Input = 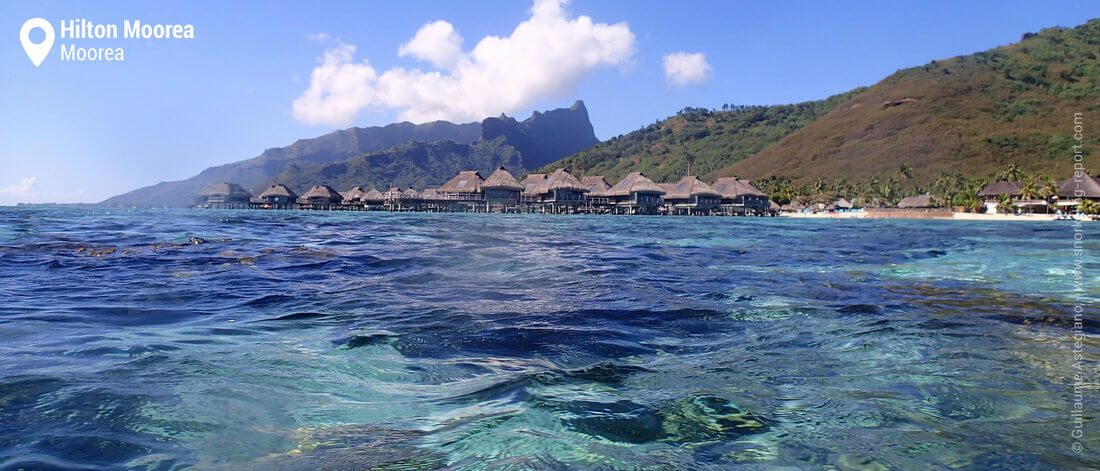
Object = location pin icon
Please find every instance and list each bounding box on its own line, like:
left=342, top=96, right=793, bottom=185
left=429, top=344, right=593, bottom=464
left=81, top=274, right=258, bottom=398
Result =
left=20, top=18, right=55, bottom=67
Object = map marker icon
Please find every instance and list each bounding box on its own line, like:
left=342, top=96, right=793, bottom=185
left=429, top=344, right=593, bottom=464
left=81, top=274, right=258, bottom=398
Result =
left=20, top=18, right=54, bottom=67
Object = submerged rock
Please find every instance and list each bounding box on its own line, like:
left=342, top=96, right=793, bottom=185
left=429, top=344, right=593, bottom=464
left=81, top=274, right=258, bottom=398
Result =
left=247, top=425, right=447, bottom=471
left=659, top=395, right=768, bottom=444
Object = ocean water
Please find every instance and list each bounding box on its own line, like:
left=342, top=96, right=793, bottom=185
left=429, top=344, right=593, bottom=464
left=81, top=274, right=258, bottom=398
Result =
left=0, top=207, right=1097, bottom=470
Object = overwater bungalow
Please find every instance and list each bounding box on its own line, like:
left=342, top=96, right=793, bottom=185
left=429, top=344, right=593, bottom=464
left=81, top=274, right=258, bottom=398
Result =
left=256, top=184, right=298, bottom=209
left=898, top=193, right=942, bottom=208
left=661, top=176, right=721, bottom=215
left=606, top=172, right=665, bottom=214
left=482, top=166, right=524, bottom=211
left=361, top=188, right=385, bottom=210
left=340, top=186, right=369, bottom=210
left=438, top=171, right=485, bottom=210
left=397, top=187, right=421, bottom=211
left=711, top=178, right=770, bottom=215
left=419, top=188, right=443, bottom=212
left=530, top=169, right=588, bottom=213
left=580, top=176, right=612, bottom=209
left=195, top=183, right=252, bottom=209
left=382, top=187, right=404, bottom=211
left=299, top=184, right=343, bottom=210
left=520, top=173, right=548, bottom=204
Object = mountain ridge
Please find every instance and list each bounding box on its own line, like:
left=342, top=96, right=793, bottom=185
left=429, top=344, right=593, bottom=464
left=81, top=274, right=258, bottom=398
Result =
left=100, top=101, right=596, bottom=207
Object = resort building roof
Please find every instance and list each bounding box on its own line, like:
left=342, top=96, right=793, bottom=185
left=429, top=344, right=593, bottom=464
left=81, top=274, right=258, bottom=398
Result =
left=1057, top=174, right=1100, bottom=199
left=301, top=184, right=343, bottom=201
left=258, top=184, right=297, bottom=200
left=439, top=171, right=484, bottom=193
left=401, top=187, right=421, bottom=199
left=521, top=174, right=548, bottom=195
left=343, top=186, right=368, bottom=202
left=898, top=193, right=942, bottom=208
left=362, top=189, right=385, bottom=202
left=831, top=198, right=854, bottom=209
left=664, top=176, right=721, bottom=199
left=200, top=182, right=252, bottom=199
left=607, top=172, right=665, bottom=196
left=420, top=188, right=440, bottom=200
left=978, top=180, right=1021, bottom=197
left=539, top=168, right=588, bottom=193
left=710, top=178, right=766, bottom=198
left=581, top=176, right=611, bottom=196
left=482, top=167, right=524, bottom=191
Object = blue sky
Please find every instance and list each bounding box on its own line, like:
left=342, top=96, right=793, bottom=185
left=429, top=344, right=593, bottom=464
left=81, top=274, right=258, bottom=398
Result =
left=0, top=0, right=1095, bottom=204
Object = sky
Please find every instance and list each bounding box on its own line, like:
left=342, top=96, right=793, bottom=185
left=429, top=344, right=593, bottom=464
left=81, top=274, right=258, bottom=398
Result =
left=0, top=0, right=1095, bottom=204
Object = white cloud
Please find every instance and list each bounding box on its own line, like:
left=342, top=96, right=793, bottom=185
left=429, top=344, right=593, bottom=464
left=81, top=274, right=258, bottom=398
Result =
left=0, top=177, right=36, bottom=198
left=398, top=21, right=463, bottom=70
left=305, top=32, right=332, bottom=43
left=0, top=177, right=87, bottom=205
left=292, top=0, right=635, bottom=126
left=292, top=43, right=379, bottom=126
left=662, top=51, right=711, bottom=87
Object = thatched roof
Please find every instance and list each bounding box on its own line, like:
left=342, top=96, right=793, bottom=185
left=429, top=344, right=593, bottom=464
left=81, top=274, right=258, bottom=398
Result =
left=301, top=184, right=343, bottom=202
left=521, top=174, right=547, bottom=195
left=258, top=184, right=297, bottom=200
left=1058, top=174, right=1100, bottom=199
left=978, top=180, right=1021, bottom=197
left=581, top=176, right=611, bottom=196
left=439, top=171, right=484, bottom=192
left=400, top=187, right=421, bottom=200
left=898, top=193, right=942, bottom=208
left=607, top=172, right=665, bottom=196
left=780, top=201, right=805, bottom=211
left=384, top=187, right=404, bottom=199
left=420, top=188, right=440, bottom=200
left=362, top=189, right=385, bottom=202
left=200, top=182, right=252, bottom=198
left=769, top=200, right=781, bottom=211
left=711, top=178, right=766, bottom=198
left=342, top=186, right=368, bottom=202
left=831, top=198, right=854, bottom=209
left=664, top=176, right=720, bottom=199
left=482, top=167, right=524, bottom=191
left=540, top=168, right=588, bottom=193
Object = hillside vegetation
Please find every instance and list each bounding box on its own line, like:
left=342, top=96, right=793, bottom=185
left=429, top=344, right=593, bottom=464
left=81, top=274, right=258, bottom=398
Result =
left=534, top=90, right=865, bottom=182
left=710, top=19, right=1100, bottom=187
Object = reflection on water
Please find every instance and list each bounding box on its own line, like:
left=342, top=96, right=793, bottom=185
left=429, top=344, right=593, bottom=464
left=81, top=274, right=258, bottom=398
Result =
left=0, top=207, right=1097, bottom=470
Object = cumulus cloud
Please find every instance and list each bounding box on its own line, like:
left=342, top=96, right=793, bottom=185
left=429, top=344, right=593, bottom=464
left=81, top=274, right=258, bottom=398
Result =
left=292, top=0, right=635, bottom=126
left=662, top=52, right=711, bottom=87
left=398, top=21, right=463, bottom=70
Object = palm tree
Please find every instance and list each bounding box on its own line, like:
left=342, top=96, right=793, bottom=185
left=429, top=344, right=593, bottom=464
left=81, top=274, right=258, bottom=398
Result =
left=998, top=193, right=1014, bottom=214
left=1079, top=199, right=1098, bottom=215
left=1000, top=163, right=1023, bottom=182
left=1019, top=178, right=1040, bottom=214
left=897, top=165, right=912, bottom=181
left=1042, top=178, right=1059, bottom=206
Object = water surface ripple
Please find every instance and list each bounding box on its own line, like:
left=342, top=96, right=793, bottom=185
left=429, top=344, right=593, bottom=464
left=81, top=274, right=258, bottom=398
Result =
left=0, top=207, right=1097, bottom=470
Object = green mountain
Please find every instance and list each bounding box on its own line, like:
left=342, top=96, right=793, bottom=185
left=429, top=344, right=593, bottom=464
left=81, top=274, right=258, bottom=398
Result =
left=267, top=101, right=598, bottom=194
left=710, top=19, right=1100, bottom=187
left=534, top=90, right=864, bottom=182
left=101, top=121, right=481, bottom=207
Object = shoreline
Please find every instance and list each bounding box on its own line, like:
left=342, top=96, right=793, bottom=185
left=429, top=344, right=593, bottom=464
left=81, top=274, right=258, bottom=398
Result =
left=779, top=210, right=1094, bottom=221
